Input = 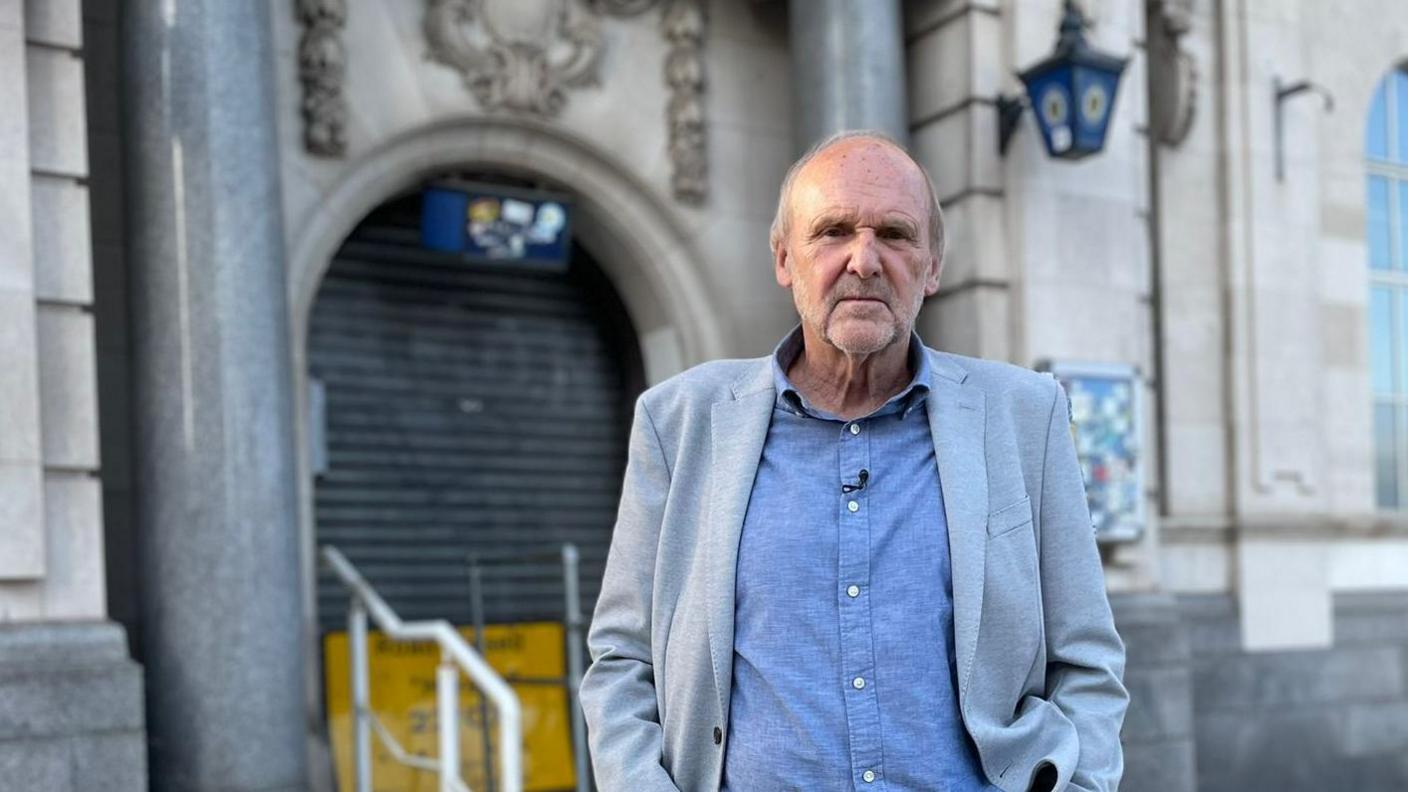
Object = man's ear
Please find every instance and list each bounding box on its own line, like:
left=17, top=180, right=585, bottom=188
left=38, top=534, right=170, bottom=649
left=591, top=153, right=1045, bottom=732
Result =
left=924, top=253, right=942, bottom=296
left=774, top=242, right=793, bottom=289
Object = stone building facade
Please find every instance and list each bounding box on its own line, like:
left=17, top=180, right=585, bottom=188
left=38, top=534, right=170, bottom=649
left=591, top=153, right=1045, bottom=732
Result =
left=1, top=0, right=1406, bottom=790
left=0, top=0, right=146, bottom=788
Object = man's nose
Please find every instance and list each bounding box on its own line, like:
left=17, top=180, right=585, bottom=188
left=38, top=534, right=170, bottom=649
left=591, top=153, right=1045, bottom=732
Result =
left=846, top=230, right=883, bottom=278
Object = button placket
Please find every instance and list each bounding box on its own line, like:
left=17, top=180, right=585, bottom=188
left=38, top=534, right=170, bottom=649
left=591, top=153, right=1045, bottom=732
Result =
left=836, top=415, right=881, bottom=776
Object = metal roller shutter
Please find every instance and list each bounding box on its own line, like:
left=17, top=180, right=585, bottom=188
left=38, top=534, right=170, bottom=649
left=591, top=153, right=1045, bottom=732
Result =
left=310, top=199, right=639, bottom=633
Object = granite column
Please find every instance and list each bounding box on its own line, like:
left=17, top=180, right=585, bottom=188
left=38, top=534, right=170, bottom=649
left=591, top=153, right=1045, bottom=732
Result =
left=122, top=1, right=308, bottom=790
left=787, top=0, right=909, bottom=151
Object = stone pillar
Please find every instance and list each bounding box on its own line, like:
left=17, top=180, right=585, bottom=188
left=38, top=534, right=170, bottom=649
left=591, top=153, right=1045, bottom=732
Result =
left=787, top=0, right=909, bottom=151
left=123, top=2, right=308, bottom=791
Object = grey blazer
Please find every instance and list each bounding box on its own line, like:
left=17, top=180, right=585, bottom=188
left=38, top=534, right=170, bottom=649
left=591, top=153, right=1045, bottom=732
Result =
left=579, top=347, right=1129, bottom=792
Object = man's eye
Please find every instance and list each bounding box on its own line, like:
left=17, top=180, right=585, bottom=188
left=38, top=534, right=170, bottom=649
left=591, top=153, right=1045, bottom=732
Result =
left=822, top=226, right=846, bottom=237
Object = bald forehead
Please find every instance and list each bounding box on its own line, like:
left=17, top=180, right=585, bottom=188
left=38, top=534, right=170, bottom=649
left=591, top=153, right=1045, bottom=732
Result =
left=801, top=138, right=925, bottom=184
left=790, top=139, right=929, bottom=214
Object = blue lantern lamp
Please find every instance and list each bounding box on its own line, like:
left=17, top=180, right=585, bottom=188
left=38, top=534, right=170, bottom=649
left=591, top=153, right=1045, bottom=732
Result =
left=997, top=1, right=1128, bottom=159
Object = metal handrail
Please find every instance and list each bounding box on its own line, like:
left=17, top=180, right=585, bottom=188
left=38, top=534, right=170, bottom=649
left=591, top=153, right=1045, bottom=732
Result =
left=322, top=545, right=523, bottom=792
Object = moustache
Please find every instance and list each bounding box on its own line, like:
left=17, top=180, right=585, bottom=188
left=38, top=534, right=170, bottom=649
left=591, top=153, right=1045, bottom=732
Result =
left=827, top=283, right=893, bottom=308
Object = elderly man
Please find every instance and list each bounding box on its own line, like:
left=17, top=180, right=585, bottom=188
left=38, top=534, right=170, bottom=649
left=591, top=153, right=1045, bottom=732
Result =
left=579, top=131, right=1128, bottom=792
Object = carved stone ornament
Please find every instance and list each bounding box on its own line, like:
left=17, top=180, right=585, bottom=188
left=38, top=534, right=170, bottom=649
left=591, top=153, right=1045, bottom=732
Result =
left=297, top=0, right=349, bottom=157
left=1146, top=0, right=1197, bottom=146
left=662, top=0, right=707, bottom=204
left=423, top=0, right=605, bottom=116
left=423, top=0, right=709, bottom=204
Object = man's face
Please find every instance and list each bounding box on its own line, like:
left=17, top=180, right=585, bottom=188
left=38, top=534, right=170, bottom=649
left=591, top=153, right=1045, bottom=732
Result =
left=775, top=140, right=942, bottom=356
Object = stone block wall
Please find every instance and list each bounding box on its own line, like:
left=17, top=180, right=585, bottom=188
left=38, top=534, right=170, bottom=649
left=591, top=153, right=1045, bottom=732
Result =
left=0, top=1, right=146, bottom=789
left=904, top=0, right=1011, bottom=363
left=1111, top=593, right=1197, bottom=792
left=1115, top=591, right=1408, bottom=791
left=1186, top=592, right=1408, bottom=791
left=0, top=0, right=105, bottom=622
left=0, top=623, right=145, bottom=792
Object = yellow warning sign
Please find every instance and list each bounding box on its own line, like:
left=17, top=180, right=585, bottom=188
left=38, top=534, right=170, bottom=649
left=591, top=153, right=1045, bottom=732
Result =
left=324, top=622, right=575, bottom=791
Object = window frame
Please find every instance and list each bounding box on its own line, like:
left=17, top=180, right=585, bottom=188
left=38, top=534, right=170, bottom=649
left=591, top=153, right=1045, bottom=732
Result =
left=1369, top=65, right=1408, bottom=509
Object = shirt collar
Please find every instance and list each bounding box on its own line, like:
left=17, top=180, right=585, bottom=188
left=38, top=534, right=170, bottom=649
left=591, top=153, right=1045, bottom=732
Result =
left=770, top=325, right=932, bottom=421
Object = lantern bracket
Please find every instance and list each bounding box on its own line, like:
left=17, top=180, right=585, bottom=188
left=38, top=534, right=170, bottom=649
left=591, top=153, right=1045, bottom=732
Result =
left=996, top=93, right=1029, bottom=155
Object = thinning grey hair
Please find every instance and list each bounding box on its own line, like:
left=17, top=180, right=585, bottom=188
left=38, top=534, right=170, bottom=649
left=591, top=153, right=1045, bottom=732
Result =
left=768, top=129, right=946, bottom=261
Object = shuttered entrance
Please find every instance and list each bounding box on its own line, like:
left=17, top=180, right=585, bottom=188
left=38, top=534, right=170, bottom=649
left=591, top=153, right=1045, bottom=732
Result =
left=309, top=194, right=641, bottom=633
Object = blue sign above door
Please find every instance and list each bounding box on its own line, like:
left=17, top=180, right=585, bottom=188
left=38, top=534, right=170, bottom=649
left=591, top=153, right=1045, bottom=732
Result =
left=421, top=182, right=573, bottom=270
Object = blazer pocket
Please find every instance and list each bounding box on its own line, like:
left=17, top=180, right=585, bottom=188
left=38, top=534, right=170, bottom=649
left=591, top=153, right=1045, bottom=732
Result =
left=986, top=495, right=1033, bottom=538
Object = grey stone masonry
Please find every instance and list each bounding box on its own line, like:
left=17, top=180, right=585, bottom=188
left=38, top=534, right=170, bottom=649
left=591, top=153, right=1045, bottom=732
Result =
left=1181, top=592, right=1408, bottom=792
left=1110, top=592, right=1197, bottom=792
left=0, top=622, right=146, bottom=792
left=1112, top=591, right=1408, bottom=790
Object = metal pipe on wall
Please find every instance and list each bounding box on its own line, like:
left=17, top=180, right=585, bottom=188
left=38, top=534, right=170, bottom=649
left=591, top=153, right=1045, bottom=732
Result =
left=787, top=0, right=910, bottom=152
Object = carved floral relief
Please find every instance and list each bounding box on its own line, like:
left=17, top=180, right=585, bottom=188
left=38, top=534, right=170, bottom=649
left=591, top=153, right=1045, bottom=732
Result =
left=422, top=0, right=709, bottom=203
left=297, top=0, right=349, bottom=157
left=423, top=0, right=605, bottom=116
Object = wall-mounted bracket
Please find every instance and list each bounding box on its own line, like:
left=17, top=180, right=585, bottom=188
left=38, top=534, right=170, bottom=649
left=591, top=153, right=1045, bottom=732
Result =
left=997, top=94, right=1029, bottom=155
left=1273, top=76, right=1334, bottom=181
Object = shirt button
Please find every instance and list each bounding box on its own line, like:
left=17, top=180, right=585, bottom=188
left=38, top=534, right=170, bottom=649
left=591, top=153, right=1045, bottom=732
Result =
left=852, top=676, right=866, bottom=690
left=863, top=770, right=877, bottom=783
left=849, top=423, right=861, bottom=435
left=847, top=500, right=859, bottom=513
left=847, top=585, right=860, bottom=598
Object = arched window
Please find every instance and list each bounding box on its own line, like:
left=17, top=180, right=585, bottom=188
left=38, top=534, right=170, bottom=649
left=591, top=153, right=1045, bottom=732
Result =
left=1369, top=65, right=1408, bottom=508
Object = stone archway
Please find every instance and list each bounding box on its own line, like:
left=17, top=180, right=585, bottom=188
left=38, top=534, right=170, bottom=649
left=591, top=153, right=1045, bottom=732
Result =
left=283, top=118, right=724, bottom=784
left=288, top=117, right=725, bottom=375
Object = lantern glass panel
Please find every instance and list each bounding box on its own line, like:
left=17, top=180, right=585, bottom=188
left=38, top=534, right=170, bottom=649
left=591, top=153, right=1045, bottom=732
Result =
left=1025, top=66, right=1076, bottom=156
left=1072, top=66, right=1122, bottom=154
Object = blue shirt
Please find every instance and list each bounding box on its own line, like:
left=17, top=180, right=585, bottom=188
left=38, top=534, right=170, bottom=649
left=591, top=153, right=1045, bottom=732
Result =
left=721, top=328, right=999, bottom=792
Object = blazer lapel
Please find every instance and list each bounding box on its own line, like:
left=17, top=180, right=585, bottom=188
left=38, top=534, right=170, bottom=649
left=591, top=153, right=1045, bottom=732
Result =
left=704, top=365, right=775, bottom=724
left=926, top=351, right=988, bottom=702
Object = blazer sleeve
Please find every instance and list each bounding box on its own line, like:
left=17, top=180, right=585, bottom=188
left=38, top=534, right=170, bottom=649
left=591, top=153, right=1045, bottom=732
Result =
left=1037, top=379, right=1130, bottom=792
left=578, top=396, right=683, bottom=792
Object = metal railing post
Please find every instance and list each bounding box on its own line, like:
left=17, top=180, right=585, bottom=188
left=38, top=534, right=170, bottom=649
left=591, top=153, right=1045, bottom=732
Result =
left=323, top=545, right=522, bottom=792
left=468, top=561, right=496, bottom=791
left=438, top=658, right=460, bottom=792
left=350, top=598, right=372, bottom=792
left=562, top=543, right=589, bottom=792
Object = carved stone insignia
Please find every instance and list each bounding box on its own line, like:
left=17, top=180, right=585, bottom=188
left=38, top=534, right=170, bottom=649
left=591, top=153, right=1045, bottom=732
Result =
left=1147, top=0, right=1197, bottom=147
left=421, top=0, right=709, bottom=204
left=297, top=0, right=349, bottom=157
left=423, top=0, right=604, bottom=116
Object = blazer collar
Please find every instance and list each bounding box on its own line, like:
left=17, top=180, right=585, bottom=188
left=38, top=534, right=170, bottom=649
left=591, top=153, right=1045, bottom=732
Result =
left=727, top=355, right=775, bottom=401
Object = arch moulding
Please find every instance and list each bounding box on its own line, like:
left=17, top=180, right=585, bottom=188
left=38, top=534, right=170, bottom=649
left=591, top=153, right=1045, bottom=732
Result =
left=287, top=116, right=726, bottom=378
